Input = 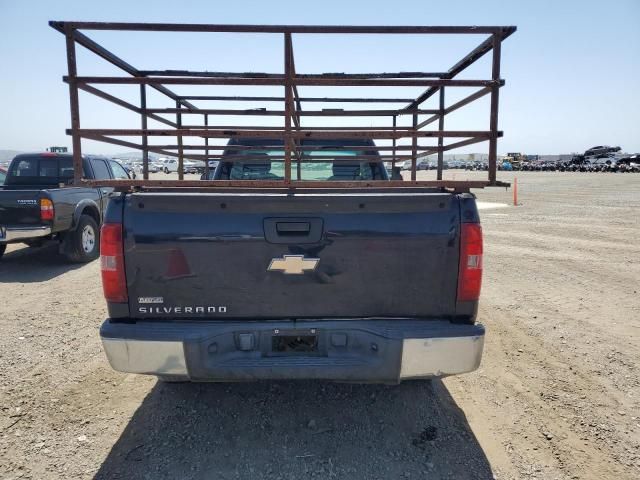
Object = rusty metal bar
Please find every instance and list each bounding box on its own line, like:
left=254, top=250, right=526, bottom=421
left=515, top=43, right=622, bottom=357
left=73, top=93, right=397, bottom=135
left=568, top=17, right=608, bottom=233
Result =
left=69, top=128, right=502, bottom=139
left=179, top=125, right=437, bottom=130
left=444, top=136, right=487, bottom=152
left=204, top=114, right=210, bottom=178
left=83, top=134, right=142, bottom=151
left=81, top=178, right=496, bottom=189
left=145, top=144, right=437, bottom=152
left=177, top=95, right=416, bottom=103
left=144, top=108, right=440, bottom=116
left=139, top=70, right=448, bottom=79
left=286, top=36, right=304, bottom=179
left=66, top=76, right=502, bottom=88
left=488, top=33, right=501, bottom=184
left=416, top=86, right=491, bottom=130
left=176, top=100, right=184, bottom=180
left=411, top=113, right=417, bottom=181
left=83, top=133, right=205, bottom=162
left=283, top=33, right=293, bottom=184
left=392, top=115, right=397, bottom=168
left=123, top=154, right=419, bottom=161
left=77, top=83, right=177, bottom=128
left=140, top=84, right=149, bottom=179
left=64, top=26, right=82, bottom=184
left=437, top=87, right=445, bottom=180
left=66, top=29, right=198, bottom=112
left=50, top=22, right=513, bottom=35
left=404, top=33, right=506, bottom=111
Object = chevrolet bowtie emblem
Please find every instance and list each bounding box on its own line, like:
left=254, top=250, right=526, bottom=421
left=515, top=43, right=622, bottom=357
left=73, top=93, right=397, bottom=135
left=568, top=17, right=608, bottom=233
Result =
left=268, top=255, right=319, bottom=275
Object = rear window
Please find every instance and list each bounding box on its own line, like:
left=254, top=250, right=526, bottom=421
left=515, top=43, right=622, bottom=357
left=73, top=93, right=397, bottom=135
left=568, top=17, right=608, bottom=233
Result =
left=7, top=155, right=76, bottom=185
left=228, top=150, right=379, bottom=181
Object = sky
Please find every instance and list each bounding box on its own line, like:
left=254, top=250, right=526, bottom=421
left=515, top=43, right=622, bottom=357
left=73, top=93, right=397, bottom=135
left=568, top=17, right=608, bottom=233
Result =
left=0, top=0, right=638, bottom=156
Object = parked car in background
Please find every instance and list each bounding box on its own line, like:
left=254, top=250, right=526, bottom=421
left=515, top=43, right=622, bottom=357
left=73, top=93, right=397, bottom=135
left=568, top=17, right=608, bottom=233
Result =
left=159, top=158, right=178, bottom=173
left=183, top=160, right=199, bottom=174
left=160, top=158, right=200, bottom=174
left=134, top=162, right=159, bottom=174
left=0, top=152, right=130, bottom=261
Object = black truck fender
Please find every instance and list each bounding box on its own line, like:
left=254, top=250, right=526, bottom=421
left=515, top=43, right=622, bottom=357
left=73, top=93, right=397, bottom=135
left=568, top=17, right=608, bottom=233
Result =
left=58, top=199, right=101, bottom=256
left=69, top=199, right=102, bottom=231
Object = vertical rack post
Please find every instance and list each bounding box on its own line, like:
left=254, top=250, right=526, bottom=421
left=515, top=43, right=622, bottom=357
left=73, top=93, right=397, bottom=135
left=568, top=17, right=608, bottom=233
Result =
left=488, top=33, right=501, bottom=184
left=437, top=87, right=445, bottom=180
left=411, top=112, right=418, bottom=181
left=64, top=26, right=82, bottom=184
left=284, top=33, right=293, bottom=185
left=204, top=113, right=210, bottom=179
left=176, top=100, right=184, bottom=180
left=392, top=115, right=397, bottom=168
left=140, top=84, right=149, bottom=180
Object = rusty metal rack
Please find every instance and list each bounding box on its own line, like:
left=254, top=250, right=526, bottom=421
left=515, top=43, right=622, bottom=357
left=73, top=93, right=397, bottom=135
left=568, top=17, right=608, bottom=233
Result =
left=50, top=21, right=516, bottom=191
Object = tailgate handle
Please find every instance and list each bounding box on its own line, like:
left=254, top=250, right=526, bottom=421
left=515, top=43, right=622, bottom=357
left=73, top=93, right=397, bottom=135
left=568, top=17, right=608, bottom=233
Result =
left=264, top=218, right=324, bottom=244
left=276, top=222, right=310, bottom=235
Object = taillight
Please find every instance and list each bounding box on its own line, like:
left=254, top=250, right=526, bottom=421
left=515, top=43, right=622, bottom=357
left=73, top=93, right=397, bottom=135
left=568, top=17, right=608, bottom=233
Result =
left=40, top=198, right=54, bottom=221
left=100, top=223, right=128, bottom=303
left=457, top=223, right=483, bottom=302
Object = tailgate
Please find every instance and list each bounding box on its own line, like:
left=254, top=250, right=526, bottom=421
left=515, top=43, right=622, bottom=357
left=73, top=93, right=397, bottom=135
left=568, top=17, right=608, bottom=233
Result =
left=123, top=192, right=461, bottom=319
left=0, top=189, right=43, bottom=226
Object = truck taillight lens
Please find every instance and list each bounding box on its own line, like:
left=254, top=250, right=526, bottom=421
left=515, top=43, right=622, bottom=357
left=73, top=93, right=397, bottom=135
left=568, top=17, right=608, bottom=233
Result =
left=457, top=223, right=483, bottom=302
left=100, top=223, right=128, bottom=303
left=40, top=198, right=54, bottom=221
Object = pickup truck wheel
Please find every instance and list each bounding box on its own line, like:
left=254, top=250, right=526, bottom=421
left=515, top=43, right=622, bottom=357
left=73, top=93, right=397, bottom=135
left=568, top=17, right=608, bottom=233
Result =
left=64, top=215, right=100, bottom=263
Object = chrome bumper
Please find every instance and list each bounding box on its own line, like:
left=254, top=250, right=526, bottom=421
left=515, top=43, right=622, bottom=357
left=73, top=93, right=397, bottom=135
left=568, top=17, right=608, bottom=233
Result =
left=102, top=338, right=188, bottom=376
left=399, top=335, right=484, bottom=379
left=100, top=319, right=484, bottom=382
left=0, top=225, right=52, bottom=243
left=102, top=335, right=484, bottom=379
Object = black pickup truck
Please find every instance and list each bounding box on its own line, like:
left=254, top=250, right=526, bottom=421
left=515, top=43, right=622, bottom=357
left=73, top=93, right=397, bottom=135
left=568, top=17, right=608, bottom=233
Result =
left=0, top=152, right=130, bottom=262
left=98, top=139, right=485, bottom=383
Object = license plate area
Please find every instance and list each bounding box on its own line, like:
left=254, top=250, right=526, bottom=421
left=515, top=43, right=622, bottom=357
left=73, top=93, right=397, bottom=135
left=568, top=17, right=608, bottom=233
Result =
left=271, top=329, right=319, bottom=355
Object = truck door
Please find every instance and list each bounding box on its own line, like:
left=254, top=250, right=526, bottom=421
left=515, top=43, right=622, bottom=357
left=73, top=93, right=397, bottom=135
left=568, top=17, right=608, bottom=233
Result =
left=89, top=158, right=113, bottom=216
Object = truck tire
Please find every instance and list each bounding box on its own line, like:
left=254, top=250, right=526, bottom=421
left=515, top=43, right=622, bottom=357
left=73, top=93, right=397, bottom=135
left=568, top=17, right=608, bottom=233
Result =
left=64, top=214, right=100, bottom=263
left=0, top=244, right=5, bottom=260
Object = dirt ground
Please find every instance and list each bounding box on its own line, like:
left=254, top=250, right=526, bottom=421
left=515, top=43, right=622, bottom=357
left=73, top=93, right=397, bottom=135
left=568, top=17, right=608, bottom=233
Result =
left=0, top=171, right=638, bottom=480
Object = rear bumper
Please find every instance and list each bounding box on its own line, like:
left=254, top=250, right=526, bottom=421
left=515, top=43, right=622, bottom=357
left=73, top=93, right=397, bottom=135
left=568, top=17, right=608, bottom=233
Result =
left=0, top=225, right=51, bottom=243
left=100, top=319, right=484, bottom=383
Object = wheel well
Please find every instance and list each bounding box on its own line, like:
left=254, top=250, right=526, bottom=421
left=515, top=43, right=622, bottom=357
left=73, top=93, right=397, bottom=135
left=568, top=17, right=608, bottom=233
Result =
left=80, top=206, right=100, bottom=227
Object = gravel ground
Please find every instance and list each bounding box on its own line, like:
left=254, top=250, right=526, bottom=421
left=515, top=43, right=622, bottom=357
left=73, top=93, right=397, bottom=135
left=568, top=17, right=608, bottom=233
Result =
left=0, top=171, right=638, bottom=479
